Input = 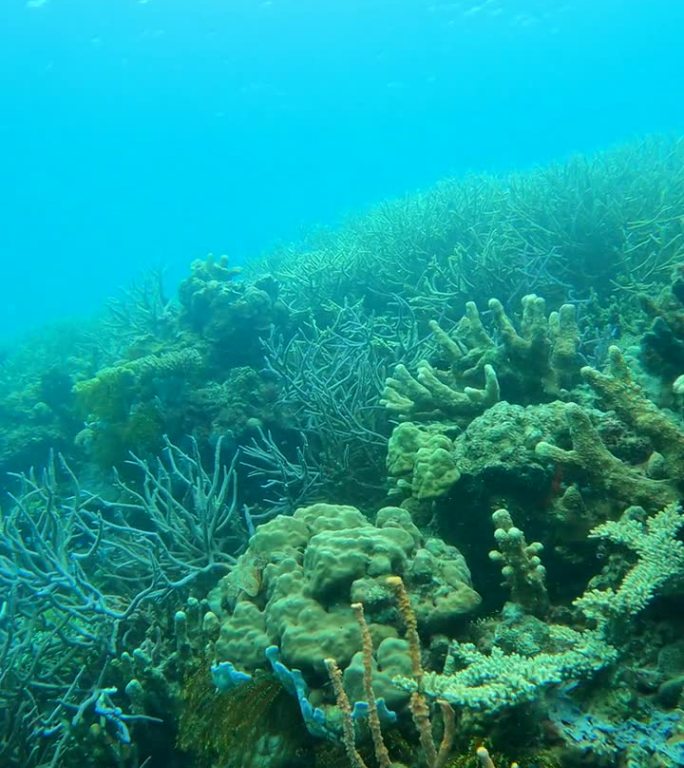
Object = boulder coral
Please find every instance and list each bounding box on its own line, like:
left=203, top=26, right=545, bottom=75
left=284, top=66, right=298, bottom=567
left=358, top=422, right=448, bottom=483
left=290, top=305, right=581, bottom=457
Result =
left=208, top=503, right=480, bottom=695
left=178, top=254, right=287, bottom=366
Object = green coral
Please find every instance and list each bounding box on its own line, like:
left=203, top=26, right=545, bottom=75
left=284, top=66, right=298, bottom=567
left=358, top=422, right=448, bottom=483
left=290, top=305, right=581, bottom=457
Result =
left=489, top=295, right=580, bottom=398
left=489, top=508, right=548, bottom=617
left=73, top=348, right=202, bottom=465
left=535, top=401, right=677, bottom=512
left=531, top=344, right=684, bottom=524
left=382, top=358, right=499, bottom=424
left=387, top=401, right=567, bottom=505
left=382, top=295, right=580, bottom=501
left=342, top=637, right=414, bottom=711
left=178, top=254, right=286, bottom=366
left=210, top=502, right=480, bottom=688
left=381, top=295, right=578, bottom=422
left=74, top=348, right=202, bottom=420
left=402, top=503, right=684, bottom=713
left=582, top=344, right=684, bottom=482
left=387, top=424, right=461, bottom=500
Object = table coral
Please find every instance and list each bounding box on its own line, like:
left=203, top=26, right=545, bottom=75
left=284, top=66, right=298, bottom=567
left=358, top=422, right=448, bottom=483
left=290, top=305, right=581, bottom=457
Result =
left=405, top=502, right=684, bottom=714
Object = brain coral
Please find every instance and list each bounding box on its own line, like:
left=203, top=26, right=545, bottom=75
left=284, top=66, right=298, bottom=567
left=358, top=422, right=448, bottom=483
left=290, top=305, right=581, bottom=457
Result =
left=208, top=503, right=480, bottom=680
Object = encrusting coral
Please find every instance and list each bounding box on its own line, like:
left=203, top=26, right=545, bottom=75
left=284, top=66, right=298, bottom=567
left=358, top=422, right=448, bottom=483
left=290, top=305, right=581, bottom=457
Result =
left=386, top=398, right=568, bottom=506
left=386, top=423, right=462, bottom=500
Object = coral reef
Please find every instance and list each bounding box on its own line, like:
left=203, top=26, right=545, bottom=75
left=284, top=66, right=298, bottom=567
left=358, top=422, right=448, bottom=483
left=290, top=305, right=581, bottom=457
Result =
left=255, top=137, right=684, bottom=320
left=73, top=347, right=203, bottom=466
left=581, top=344, right=684, bottom=483
left=3, top=139, right=684, bottom=768
left=412, top=503, right=683, bottom=710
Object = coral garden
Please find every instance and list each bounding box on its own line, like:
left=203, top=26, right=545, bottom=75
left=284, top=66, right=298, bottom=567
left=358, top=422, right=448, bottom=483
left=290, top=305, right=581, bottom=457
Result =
left=2, top=137, right=684, bottom=768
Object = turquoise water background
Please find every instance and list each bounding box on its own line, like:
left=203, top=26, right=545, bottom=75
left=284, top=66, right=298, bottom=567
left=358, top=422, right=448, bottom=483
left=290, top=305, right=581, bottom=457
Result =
left=1, top=0, right=683, bottom=337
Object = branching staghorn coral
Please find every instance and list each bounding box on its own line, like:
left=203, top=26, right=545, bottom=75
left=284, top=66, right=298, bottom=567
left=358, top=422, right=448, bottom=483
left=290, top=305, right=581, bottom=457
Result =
left=106, top=435, right=241, bottom=585
left=0, top=594, right=72, bottom=766
left=242, top=426, right=325, bottom=517
left=0, top=437, right=248, bottom=767
left=0, top=594, right=155, bottom=768
left=255, top=137, right=684, bottom=320
left=105, top=267, right=177, bottom=347
left=0, top=458, right=170, bottom=767
left=0, top=456, right=157, bottom=645
left=249, top=299, right=425, bottom=510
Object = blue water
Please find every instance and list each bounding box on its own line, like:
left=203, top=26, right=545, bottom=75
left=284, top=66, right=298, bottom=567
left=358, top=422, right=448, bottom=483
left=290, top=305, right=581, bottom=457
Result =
left=1, top=0, right=683, bottom=338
